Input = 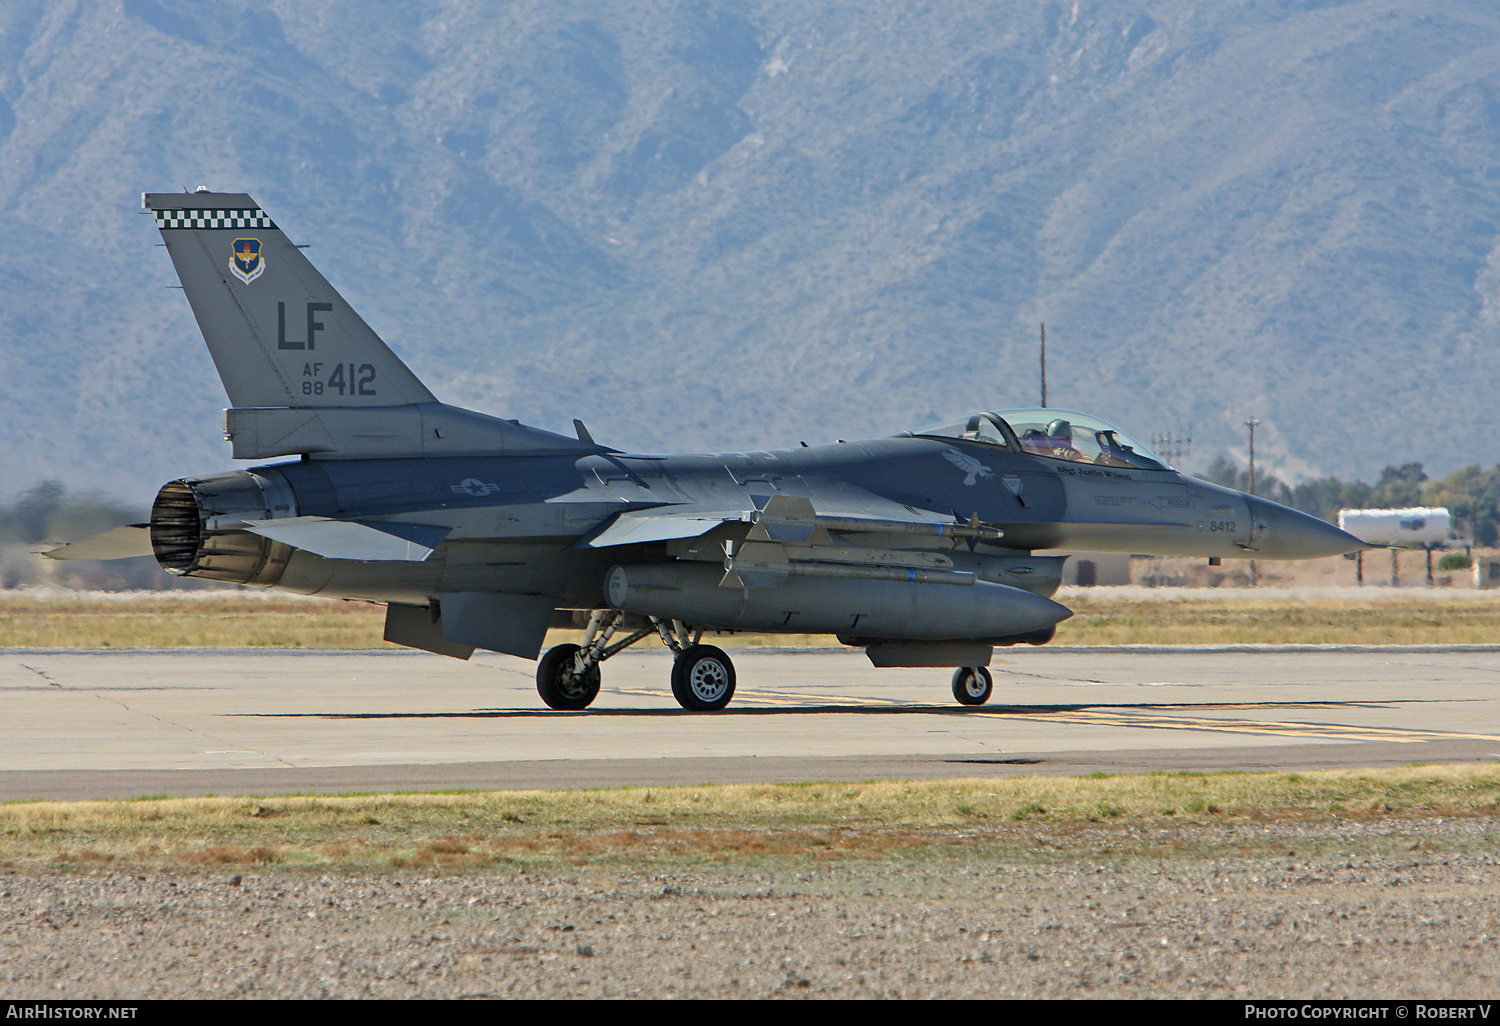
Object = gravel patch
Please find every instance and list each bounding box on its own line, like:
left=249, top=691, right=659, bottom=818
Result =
left=2, top=817, right=1497, bottom=999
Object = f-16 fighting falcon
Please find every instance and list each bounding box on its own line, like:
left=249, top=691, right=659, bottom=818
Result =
left=49, top=191, right=1365, bottom=711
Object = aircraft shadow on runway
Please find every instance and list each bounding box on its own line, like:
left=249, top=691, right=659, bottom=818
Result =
left=231, top=697, right=1449, bottom=720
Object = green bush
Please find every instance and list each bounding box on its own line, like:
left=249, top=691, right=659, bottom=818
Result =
left=1438, top=552, right=1473, bottom=571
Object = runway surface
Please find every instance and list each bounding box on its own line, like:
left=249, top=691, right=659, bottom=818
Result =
left=3, top=646, right=1499, bottom=799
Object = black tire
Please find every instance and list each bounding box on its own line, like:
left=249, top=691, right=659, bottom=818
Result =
left=536, top=643, right=601, bottom=710
left=951, top=665, right=993, bottom=706
left=670, top=644, right=736, bottom=711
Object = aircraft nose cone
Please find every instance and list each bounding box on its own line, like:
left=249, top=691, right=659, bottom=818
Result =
left=1244, top=495, right=1366, bottom=559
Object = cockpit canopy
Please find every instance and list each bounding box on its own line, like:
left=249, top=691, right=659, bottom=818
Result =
left=909, top=408, right=1170, bottom=471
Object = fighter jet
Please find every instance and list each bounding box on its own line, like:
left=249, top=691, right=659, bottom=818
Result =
left=48, top=191, right=1364, bottom=710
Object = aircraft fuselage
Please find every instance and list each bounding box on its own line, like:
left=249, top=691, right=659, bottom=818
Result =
left=167, top=433, right=1352, bottom=611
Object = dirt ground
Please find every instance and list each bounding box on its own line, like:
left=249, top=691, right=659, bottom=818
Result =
left=3, top=815, right=1496, bottom=999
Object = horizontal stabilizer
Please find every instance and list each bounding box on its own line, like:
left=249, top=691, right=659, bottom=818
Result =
left=243, top=517, right=450, bottom=562
left=43, top=525, right=153, bottom=561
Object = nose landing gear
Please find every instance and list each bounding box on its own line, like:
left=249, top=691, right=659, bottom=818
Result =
left=951, top=665, right=993, bottom=706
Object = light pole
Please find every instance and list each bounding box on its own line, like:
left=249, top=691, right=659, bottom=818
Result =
left=1245, top=417, right=1260, bottom=586
left=1245, top=417, right=1260, bottom=496
left=1039, top=323, right=1047, bottom=409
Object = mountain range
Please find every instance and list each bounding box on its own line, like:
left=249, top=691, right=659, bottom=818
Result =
left=1, top=0, right=1497, bottom=506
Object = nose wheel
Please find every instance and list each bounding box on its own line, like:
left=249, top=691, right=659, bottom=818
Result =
left=951, top=665, right=993, bottom=706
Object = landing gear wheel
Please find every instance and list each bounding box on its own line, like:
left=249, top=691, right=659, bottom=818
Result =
left=671, top=645, right=736, bottom=711
left=536, top=643, right=601, bottom=710
left=951, top=665, right=993, bottom=706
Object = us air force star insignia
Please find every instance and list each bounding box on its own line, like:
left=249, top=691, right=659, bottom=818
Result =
left=228, top=238, right=265, bottom=284
left=942, top=448, right=994, bottom=487
left=451, top=478, right=501, bottom=497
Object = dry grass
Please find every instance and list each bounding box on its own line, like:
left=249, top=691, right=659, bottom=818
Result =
left=1053, top=594, right=1500, bottom=645
left=1, top=590, right=1498, bottom=649
left=0, top=593, right=389, bottom=649
left=2, top=766, right=1497, bottom=872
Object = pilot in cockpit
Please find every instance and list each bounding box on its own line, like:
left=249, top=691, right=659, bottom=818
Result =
left=1019, top=419, right=1077, bottom=459
left=1041, top=419, right=1084, bottom=461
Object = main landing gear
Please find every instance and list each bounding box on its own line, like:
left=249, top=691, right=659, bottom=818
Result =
left=535, top=611, right=736, bottom=712
left=537, top=612, right=993, bottom=710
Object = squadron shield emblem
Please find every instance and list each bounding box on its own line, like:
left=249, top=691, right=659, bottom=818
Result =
left=228, top=238, right=265, bottom=284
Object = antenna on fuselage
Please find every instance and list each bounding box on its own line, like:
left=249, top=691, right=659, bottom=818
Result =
left=1039, top=322, right=1047, bottom=408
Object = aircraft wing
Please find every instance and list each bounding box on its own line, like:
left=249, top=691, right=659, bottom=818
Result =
left=580, top=494, right=1003, bottom=548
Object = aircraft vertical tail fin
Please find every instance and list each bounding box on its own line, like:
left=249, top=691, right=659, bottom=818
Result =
left=143, top=191, right=435, bottom=410
left=144, top=190, right=599, bottom=461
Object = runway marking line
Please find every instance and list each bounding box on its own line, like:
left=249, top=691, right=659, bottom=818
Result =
left=612, top=686, right=907, bottom=709
left=623, top=688, right=1500, bottom=744
left=973, top=708, right=1500, bottom=744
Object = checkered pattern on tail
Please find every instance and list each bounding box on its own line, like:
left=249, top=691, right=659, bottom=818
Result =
left=152, top=209, right=277, bottom=230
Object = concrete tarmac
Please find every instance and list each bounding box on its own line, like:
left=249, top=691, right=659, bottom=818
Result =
left=3, top=645, right=1499, bottom=799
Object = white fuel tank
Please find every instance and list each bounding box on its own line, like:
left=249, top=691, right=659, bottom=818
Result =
left=1337, top=507, right=1450, bottom=547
